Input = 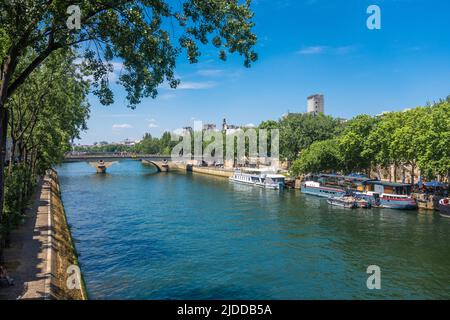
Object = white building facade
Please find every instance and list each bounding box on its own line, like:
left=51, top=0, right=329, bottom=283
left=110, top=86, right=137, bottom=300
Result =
left=307, top=94, right=324, bottom=115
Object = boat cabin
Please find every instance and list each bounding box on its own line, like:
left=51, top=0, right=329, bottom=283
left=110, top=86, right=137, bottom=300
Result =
left=364, top=181, right=412, bottom=195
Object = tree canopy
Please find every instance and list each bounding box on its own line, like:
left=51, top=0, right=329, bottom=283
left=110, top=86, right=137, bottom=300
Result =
left=279, top=113, right=344, bottom=161
left=2, top=48, right=90, bottom=239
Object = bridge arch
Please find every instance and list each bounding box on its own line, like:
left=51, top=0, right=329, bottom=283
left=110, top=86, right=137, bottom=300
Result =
left=141, top=159, right=169, bottom=172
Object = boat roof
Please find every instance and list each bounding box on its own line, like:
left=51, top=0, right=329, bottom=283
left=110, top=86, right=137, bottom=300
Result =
left=365, top=181, right=411, bottom=187
left=266, top=174, right=285, bottom=178
left=381, top=193, right=410, bottom=198
left=307, top=173, right=416, bottom=187
left=241, top=168, right=278, bottom=174
left=315, top=173, right=373, bottom=182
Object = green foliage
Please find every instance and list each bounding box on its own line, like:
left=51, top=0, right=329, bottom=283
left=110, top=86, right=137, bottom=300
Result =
left=338, top=115, right=378, bottom=173
left=7, top=49, right=90, bottom=171
left=279, top=113, right=344, bottom=160
left=2, top=49, right=90, bottom=234
left=0, top=27, right=10, bottom=63
left=134, top=131, right=178, bottom=154
left=3, top=165, right=36, bottom=233
left=417, top=98, right=450, bottom=179
left=74, top=144, right=135, bottom=153
left=290, top=139, right=341, bottom=177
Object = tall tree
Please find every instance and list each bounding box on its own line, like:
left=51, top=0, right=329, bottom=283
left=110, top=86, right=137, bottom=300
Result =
left=338, top=114, right=378, bottom=174
left=290, top=139, right=341, bottom=177
left=279, top=113, right=343, bottom=161
left=417, top=98, right=450, bottom=180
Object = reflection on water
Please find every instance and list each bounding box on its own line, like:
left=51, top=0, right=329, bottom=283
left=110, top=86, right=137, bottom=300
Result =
left=57, top=161, right=450, bottom=299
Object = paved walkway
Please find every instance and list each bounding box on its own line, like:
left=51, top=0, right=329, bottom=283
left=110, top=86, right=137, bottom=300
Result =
left=0, top=177, right=52, bottom=300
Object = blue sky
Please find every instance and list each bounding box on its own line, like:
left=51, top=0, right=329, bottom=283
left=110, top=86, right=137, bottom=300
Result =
left=78, top=0, right=450, bottom=144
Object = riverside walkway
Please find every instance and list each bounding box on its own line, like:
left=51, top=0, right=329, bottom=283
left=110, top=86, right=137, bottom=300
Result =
left=0, top=171, right=86, bottom=300
left=0, top=177, right=51, bottom=299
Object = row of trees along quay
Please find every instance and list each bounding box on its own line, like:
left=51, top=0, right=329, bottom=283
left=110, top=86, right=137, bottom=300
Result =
left=0, top=1, right=258, bottom=257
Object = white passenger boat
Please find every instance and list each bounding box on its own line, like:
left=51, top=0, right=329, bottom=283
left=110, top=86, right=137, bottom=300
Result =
left=229, top=169, right=285, bottom=190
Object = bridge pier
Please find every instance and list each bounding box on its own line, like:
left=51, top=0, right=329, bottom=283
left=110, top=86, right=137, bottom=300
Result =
left=88, top=160, right=116, bottom=173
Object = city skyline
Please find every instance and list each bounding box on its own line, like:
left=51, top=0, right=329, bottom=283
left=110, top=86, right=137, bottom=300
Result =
left=78, top=0, right=450, bottom=144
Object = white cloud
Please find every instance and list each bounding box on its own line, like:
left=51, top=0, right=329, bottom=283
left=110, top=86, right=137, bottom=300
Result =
left=297, top=46, right=327, bottom=55
left=334, top=45, right=358, bottom=55
left=159, top=93, right=175, bottom=100
left=112, top=124, right=133, bottom=129
left=177, top=81, right=217, bottom=90
left=147, top=118, right=159, bottom=129
left=297, top=45, right=357, bottom=55
left=197, top=69, right=224, bottom=77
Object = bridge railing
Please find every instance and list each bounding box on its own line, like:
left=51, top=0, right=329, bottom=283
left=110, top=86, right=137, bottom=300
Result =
left=64, top=152, right=171, bottom=159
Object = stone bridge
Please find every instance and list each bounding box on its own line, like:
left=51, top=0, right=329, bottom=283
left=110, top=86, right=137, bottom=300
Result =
left=64, top=153, right=172, bottom=173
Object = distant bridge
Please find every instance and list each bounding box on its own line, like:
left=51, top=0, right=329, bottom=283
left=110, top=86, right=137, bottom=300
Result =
left=64, top=153, right=172, bottom=173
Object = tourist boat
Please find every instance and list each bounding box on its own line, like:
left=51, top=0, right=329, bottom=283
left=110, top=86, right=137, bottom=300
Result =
left=301, top=181, right=346, bottom=198
left=229, top=170, right=285, bottom=190
left=327, top=196, right=357, bottom=209
left=438, top=198, right=450, bottom=218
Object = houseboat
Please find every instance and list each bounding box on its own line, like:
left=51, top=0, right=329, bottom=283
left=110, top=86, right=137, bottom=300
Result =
left=301, top=181, right=346, bottom=198
left=229, top=169, right=285, bottom=190
left=438, top=198, right=450, bottom=218
left=378, top=194, right=417, bottom=210
left=361, top=181, right=417, bottom=209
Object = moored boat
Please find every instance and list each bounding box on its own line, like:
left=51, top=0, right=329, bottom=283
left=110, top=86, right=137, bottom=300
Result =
left=438, top=198, right=450, bottom=218
left=327, top=196, right=357, bottom=209
left=354, top=191, right=416, bottom=209
left=301, top=181, right=346, bottom=198
left=378, top=194, right=417, bottom=210
left=229, top=169, right=285, bottom=190
left=256, top=173, right=286, bottom=189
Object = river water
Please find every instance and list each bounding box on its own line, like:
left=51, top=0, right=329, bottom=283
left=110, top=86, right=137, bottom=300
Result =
left=57, top=160, right=450, bottom=299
